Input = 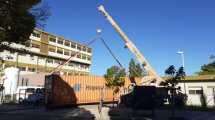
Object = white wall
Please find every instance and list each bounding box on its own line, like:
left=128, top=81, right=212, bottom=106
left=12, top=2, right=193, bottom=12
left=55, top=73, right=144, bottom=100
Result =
left=0, top=50, right=90, bottom=73
left=177, top=81, right=215, bottom=107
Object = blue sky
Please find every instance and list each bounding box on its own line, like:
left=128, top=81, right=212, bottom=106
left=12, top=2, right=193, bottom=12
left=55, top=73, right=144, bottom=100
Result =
left=44, top=0, right=215, bottom=76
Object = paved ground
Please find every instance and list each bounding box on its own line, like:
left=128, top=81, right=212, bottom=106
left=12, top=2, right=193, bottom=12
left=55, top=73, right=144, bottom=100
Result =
left=1, top=104, right=215, bottom=120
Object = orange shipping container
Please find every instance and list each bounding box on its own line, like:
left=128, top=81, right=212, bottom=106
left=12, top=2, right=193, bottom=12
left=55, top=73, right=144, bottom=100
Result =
left=45, top=74, right=142, bottom=108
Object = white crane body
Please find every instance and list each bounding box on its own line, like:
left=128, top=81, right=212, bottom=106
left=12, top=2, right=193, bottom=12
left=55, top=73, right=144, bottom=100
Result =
left=98, top=5, right=164, bottom=85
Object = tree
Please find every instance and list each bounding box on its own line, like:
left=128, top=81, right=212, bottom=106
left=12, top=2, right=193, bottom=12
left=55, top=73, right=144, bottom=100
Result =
left=162, top=65, right=186, bottom=119
left=0, top=0, right=50, bottom=44
left=198, top=60, right=215, bottom=75
left=104, top=66, right=126, bottom=105
left=164, top=65, right=185, bottom=85
left=129, top=58, right=146, bottom=78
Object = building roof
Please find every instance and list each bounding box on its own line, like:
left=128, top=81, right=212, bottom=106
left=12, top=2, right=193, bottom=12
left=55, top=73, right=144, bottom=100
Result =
left=184, top=75, right=215, bottom=81
left=163, top=75, right=215, bottom=81
left=34, top=28, right=91, bottom=49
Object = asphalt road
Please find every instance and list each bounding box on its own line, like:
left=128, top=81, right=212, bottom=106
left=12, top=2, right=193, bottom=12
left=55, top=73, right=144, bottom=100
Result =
left=1, top=105, right=215, bottom=120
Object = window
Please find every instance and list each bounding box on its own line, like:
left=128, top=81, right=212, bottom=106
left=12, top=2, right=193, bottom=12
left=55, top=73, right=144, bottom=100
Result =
left=82, top=54, right=86, bottom=60
left=70, top=51, right=76, bottom=56
left=19, top=53, right=26, bottom=56
left=49, top=37, right=56, bottom=43
left=6, top=55, right=13, bottom=60
left=48, top=46, right=56, bottom=52
left=64, top=50, right=70, bottom=56
left=87, top=48, right=92, bottom=53
left=72, top=63, right=77, bottom=67
left=32, top=31, right=41, bottom=38
left=57, top=48, right=63, bottom=54
left=196, top=90, right=203, bottom=94
left=80, top=65, right=85, bottom=69
left=189, top=90, right=195, bottom=94
left=71, top=42, right=76, bottom=48
left=38, top=57, right=44, bottom=61
left=19, top=67, right=26, bottom=71
left=87, top=56, right=91, bottom=61
left=54, top=60, right=62, bottom=64
left=64, top=41, right=70, bottom=47
left=5, top=64, right=14, bottom=68
left=82, top=65, right=88, bottom=69
left=82, top=46, right=87, bottom=52
left=47, top=59, right=53, bottom=64
left=28, top=68, right=36, bottom=72
left=189, top=89, right=203, bottom=95
left=32, top=43, right=40, bottom=49
left=77, top=53, right=81, bottom=59
left=57, top=38, right=64, bottom=45
left=85, top=66, right=89, bottom=70
left=77, top=45, right=82, bottom=51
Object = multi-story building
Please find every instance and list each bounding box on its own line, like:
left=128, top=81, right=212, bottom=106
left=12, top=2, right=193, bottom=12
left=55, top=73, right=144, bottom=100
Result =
left=0, top=28, right=92, bottom=76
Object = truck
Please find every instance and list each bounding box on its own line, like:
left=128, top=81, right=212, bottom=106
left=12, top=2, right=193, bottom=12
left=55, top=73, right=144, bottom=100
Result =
left=98, top=5, right=168, bottom=109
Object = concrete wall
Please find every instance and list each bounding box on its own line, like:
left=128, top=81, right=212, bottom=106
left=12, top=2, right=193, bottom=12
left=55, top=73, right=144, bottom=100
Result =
left=18, top=73, right=47, bottom=87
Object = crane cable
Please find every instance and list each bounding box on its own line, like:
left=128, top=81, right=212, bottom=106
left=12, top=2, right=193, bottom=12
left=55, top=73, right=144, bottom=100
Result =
left=99, top=37, right=148, bottom=82
left=99, top=37, right=123, bottom=68
left=51, top=32, right=151, bottom=85
left=51, top=36, right=98, bottom=74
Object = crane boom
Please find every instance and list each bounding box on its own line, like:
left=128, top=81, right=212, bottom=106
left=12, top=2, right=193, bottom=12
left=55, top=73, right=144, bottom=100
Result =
left=98, top=5, right=164, bottom=85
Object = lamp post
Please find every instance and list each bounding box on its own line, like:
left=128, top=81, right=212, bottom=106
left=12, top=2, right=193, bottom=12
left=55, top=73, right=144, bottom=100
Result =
left=96, top=28, right=102, bottom=37
left=177, top=50, right=185, bottom=68
left=177, top=50, right=187, bottom=95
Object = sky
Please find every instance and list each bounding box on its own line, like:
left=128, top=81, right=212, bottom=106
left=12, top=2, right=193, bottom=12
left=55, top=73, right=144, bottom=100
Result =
left=43, top=0, right=215, bottom=76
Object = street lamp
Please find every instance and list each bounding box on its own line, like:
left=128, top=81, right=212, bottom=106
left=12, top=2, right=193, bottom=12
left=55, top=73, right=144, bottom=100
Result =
left=96, top=28, right=102, bottom=35
left=96, top=28, right=102, bottom=40
left=177, top=50, right=185, bottom=68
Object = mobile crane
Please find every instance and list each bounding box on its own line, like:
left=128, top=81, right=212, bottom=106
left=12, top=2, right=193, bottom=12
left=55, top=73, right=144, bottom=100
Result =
left=98, top=5, right=164, bottom=85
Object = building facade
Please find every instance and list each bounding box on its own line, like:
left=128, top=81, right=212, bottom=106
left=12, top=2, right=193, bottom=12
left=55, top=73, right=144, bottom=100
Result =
left=177, top=75, right=215, bottom=107
left=0, top=28, right=92, bottom=76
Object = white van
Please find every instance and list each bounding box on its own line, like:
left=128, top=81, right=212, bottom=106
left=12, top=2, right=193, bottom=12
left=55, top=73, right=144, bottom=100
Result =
left=16, top=86, right=44, bottom=102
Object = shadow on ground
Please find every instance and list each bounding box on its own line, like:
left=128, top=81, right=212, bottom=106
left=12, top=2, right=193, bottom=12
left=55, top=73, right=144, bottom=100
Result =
left=108, top=106, right=154, bottom=120
left=0, top=106, right=95, bottom=120
left=108, top=106, right=190, bottom=120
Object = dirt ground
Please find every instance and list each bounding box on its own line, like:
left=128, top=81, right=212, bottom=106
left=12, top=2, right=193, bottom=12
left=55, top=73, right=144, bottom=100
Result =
left=0, top=104, right=215, bottom=120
